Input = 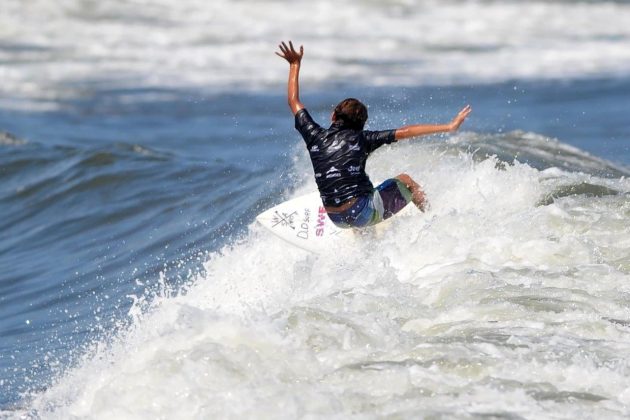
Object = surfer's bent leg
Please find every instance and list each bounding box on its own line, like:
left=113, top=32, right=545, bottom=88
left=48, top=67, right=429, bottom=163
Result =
left=327, top=175, right=426, bottom=229
left=379, top=174, right=426, bottom=215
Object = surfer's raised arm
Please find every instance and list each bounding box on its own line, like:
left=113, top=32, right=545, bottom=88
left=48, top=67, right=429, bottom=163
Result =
left=394, top=105, right=472, bottom=141
left=275, top=41, right=305, bottom=115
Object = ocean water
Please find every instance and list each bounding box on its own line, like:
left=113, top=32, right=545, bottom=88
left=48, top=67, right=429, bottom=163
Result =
left=1, top=0, right=630, bottom=418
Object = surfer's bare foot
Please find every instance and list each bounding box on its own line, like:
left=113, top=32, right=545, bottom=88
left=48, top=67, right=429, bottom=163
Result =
left=412, top=188, right=427, bottom=212
left=415, top=196, right=428, bottom=212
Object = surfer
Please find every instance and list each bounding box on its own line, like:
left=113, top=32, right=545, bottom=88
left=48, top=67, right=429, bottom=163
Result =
left=276, top=41, right=471, bottom=228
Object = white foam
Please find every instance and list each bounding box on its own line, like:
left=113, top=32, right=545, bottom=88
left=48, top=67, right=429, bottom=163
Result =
left=24, top=137, right=630, bottom=419
left=2, top=0, right=630, bottom=109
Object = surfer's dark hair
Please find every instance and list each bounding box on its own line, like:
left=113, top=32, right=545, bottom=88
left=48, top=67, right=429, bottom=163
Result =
left=333, top=98, right=368, bottom=130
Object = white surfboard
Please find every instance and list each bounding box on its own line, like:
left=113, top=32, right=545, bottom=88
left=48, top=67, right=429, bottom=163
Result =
left=256, top=190, right=418, bottom=253
left=256, top=192, right=354, bottom=253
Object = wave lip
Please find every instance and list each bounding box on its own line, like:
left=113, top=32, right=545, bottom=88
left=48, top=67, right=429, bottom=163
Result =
left=449, top=130, right=630, bottom=178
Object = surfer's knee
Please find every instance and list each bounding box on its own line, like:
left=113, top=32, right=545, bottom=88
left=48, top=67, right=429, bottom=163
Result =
left=395, top=173, right=418, bottom=189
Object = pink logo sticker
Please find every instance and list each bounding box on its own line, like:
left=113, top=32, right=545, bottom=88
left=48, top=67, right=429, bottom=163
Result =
left=316, top=206, right=326, bottom=237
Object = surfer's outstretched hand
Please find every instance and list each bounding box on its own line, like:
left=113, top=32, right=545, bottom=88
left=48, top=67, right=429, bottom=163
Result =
left=275, top=41, right=304, bottom=65
left=449, top=105, right=472, bottom=131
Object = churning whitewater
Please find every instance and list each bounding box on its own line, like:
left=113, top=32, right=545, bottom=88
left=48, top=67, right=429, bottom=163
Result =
left=22, top=134, right=630, bottom=419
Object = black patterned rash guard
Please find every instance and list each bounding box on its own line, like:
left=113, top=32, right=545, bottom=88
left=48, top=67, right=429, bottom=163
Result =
left=295, top=108, right=396, bottom=207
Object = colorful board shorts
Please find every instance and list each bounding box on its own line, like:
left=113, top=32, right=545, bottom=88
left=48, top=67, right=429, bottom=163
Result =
left=327, top=178, right=414, bottom=228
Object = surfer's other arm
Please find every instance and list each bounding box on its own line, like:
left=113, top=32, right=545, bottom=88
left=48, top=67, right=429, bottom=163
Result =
left=394, top=105, right=472, bottom=141
left=276, top=41, right=305, bottom=115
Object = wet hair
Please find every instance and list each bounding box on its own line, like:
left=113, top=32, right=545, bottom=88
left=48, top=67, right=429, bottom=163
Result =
left=333, top=98, right=368, bottom=130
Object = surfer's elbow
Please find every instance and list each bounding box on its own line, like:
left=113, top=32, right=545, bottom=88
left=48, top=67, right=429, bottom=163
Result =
left=289, top=100, right=305, bottom=115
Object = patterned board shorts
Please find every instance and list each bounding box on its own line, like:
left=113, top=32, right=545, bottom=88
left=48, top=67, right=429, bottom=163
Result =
left=327, top=178, right=414, bottom=228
